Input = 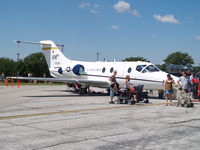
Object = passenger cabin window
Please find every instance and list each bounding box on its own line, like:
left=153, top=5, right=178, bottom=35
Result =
left=110, top=67, right=114, bottom=73
left=142, top=65, right=160, bottom=73
left=102, top=67, right=106, bottom=73
left=128, top=67, right=132, bottom=73
left=136, top=65, right=146, bottom=72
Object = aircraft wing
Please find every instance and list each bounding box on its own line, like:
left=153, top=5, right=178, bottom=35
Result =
left=7, top=77, right=110, bottom=85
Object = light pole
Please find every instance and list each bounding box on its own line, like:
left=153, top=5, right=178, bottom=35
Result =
left=17, top=53, right=20, bottom=61
left=17, top=41, right=20, bottom=61
left=97, top=52, right=99, bottom=61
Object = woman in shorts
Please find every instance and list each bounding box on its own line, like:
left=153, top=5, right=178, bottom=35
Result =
left=164, top=74, right=175, bottom=106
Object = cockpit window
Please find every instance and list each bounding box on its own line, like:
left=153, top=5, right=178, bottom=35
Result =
left=136, top=65, right=146, bottom=72
left=142, top=65, right=160, bottom=73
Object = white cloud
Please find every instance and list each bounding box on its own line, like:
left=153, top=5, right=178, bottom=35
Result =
left=79, top=2, right=100, bottom=14
left=79, top=2, right=90, bottom=8
left=90, top=9, right=98, bottom=14
left=113, top=1, right=139, bottom=16
left=129, top=10, right=139, bottom=16
left=196, top=36, right=200, bottom=40
left=110, top=25, right=120, bottom=30
left=114, top=1, right=130, bottom=13
left=153, top=14, right=179, bottom=24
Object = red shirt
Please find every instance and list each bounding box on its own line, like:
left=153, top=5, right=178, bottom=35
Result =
left=192, top=78, right=199, bottom=84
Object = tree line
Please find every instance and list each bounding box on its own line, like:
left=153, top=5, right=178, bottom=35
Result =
left=0, top=52, right=50, bottom=77
left=0, top=51, right=199, bottom=78
left=123, top=51, right=200, bottom=73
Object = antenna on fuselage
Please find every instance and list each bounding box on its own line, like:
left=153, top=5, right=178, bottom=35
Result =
left=96, top=52, right=99, bottom=61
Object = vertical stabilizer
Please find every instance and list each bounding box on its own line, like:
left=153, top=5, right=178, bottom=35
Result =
left=40, top=40, right=69, bottom=68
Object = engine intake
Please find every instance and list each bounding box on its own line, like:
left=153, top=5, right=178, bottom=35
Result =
left=72, top=64, right=85, bottom=75
left=58, top=67, right=63, bottom=74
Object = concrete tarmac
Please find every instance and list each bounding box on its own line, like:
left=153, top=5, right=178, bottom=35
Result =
left=0, top=85, right=200, bottom=150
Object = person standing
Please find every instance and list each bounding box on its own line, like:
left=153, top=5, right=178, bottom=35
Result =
left=1, top=72, right=5, bottom=82
left=177, top=72, right=189, bottom=93
left=164, top=74, right=175, bottom=106
left=191, top=73, right=199, bottom=98
left=198, top=82, right=200, bottom=100
left=109, top=70, right=117, bottom=104
left=124, top=75, right=132, bottom=89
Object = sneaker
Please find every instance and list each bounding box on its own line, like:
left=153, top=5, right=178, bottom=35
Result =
left=109, top=101, right=114, bottom=104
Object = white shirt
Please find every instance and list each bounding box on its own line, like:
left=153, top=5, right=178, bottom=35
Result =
left=178, top=76, right=188, bottom=90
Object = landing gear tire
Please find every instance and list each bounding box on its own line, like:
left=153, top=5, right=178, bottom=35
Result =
left=144, top=99, right=149, bottom=103
left=79, top=88, right=88, bottom=96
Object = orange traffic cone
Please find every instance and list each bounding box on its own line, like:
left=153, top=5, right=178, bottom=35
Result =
left=18, top=79, right=20, bottom=88
left=11, top=78, right=14, bottom=87
left=5, top=78, right=8, bottom=87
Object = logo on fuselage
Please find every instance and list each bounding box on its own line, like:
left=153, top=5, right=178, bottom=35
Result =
left=52, top=54, right=59, bottom=60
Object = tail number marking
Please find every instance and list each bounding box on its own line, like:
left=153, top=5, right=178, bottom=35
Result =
left=52, top=54, right=59, bottom=60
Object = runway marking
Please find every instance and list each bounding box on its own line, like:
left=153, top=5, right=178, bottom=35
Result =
left=0, top=102, right=165, bottom=120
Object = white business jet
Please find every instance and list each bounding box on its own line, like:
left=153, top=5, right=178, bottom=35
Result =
left=11, top=40, right=178, bottom=93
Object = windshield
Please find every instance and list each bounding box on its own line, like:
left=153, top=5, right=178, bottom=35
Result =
left=142, top=65, right=160, bottom=73
left=136, top=65, right=147, bottom=72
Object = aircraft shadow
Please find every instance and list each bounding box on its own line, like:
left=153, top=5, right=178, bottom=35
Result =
left=24, top=93, right=108, bottom=98
left=43, top=90, right=69, bottom=92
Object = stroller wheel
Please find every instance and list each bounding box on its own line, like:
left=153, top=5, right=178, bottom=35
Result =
left=127, top=100, right=131, bottom=105
left=117, top=95, right=123, bottom=103
left=143, top=99, right=149, bottom=103
left=127, top=100, right=134, bottom=105
left=122, top=99, right=127, bottom=104
left=184, top=103, right=188, bottom=108
left=114, top=100, right=120, bottom=104
left=132, top=100, right=136, bottom=105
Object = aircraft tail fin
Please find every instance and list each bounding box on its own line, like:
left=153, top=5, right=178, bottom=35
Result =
left=40, top=40, right=70, bottom=68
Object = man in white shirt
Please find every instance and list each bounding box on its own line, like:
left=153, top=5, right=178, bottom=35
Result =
left=178, top=72, right=189, bottom=93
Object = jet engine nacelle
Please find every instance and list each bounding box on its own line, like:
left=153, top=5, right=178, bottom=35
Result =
left=72, top=64, right=85, bottom=75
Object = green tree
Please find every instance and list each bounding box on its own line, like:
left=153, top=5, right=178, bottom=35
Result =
left=194, top=66, right=200, bottom=72
left=156, top=64, right=167, bottom=71
left=0, top=58, right=16, bottom=76
left=23, top=52, right=50, bottom=77
left=123, top=56, right=149, bottom=62
left=14, top=60, right=26, bottom=76
left=164, top=51, right=194, bottom=65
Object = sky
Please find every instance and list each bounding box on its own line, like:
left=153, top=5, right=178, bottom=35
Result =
left=0, top=0, right=200, bottom=65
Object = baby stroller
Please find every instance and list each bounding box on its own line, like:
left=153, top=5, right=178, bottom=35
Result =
left=115, top=85, right=149, bottom=105
left=115, top=87, right=135, bottom=105
left=133, top=85, right=149, bottom=103
left=174, top=85, right=194, bottom=107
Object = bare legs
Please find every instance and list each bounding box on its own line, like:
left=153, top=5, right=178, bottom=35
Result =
left=166, top=94, right=172, bottom=106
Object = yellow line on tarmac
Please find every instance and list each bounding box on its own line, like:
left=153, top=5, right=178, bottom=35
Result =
left=0, top=102, right=164, bottom=120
